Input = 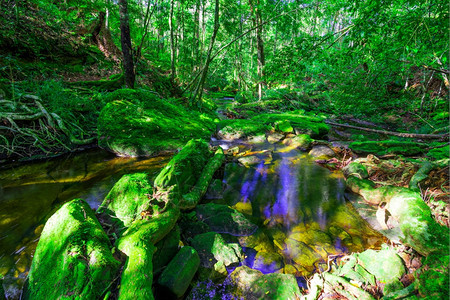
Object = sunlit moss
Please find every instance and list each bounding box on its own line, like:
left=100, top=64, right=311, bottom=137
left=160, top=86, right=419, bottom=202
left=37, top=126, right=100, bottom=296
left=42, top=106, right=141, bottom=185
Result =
left=26, top=199, right=120, bottom=299
left=349, top=140, right=427, bottom=156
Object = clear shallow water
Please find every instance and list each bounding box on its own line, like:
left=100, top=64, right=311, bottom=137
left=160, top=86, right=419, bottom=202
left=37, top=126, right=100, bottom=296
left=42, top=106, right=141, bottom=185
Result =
left=0, top=149, right=169, bottom=299
left=214, top=140, right=385, bottom=280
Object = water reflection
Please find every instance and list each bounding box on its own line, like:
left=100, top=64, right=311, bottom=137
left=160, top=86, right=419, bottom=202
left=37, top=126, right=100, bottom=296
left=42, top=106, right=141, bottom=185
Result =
left=222, top=141, right=384, bottom=277
left=0, top=149, right=169, bottom=299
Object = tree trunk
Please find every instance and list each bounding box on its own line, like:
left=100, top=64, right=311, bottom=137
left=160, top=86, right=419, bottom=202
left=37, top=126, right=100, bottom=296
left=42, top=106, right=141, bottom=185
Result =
left=169, top=0, right=176, bottom=81
left=119, top=0, right=135, bottom=89
left=249, top=0, right=265, bottom=101
left=191, top=0, right=219, bottom=104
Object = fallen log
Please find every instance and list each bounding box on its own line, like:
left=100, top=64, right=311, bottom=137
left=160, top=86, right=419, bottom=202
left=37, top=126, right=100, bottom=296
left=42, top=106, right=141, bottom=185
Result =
left=325, top=120, right=449, bottom=140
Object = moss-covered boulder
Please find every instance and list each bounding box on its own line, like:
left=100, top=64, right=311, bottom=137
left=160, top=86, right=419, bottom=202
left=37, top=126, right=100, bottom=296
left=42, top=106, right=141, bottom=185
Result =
left=196, top=203, right=258, bottom=236
left=157, top=246, right=200, bottom=298
left=191, top=232, right=243, bottom=269
left=26, top=199, right=120, bottom=299
left=97, top=172, right=153, bottom=233
left=415, top=253, right=449, bottom=298
left=343, top=161, right=369, bottom=179
left=251, top=111, right=330, bottom=138
left=154, top=139, right=211, bottom=197
left=356, top=248, right=406, bottom=284
left=230, top=265, right=301, bottom=299
left=217, top=119, right=270, bottom=140
left=98, top=89, right=215, bottom=157
left=349, top=140, right=427, bottom=156
left=282, top=134, right=313, bottom=149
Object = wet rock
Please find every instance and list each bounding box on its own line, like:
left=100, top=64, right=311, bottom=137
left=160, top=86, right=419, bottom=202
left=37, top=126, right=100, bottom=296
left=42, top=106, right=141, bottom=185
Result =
left=309, top=145, right=336, bottom=159
left=232, top=201, right=253, bottom=215
left=247, top=134, right=267, bottom=144
left=238, top=228, right=275, bottom=252
left=196, top=203, right=258, bottom=236
left=253, top=251, right=284, bottom=273
left=158, top=246, right=200, bottom=298
left=343, top=161, right=369, bottom=179
left=153, top=226, right=181, bottom=273
left=191, top=232, right=243, bottom=269
left=356, top=248, right=406, bottom=284
left=205, top=179, right=224, bottom=200
left=282, top=134, right=313, bottom=149
left=267, top=132, right=284, bottom=144
left=238, top=155, right=261, bottom=167
left=284, top=238, right=322, bottom=270
left=230, top=265, right=301, bottom=299
left=26, top=199, right=120, bottom=299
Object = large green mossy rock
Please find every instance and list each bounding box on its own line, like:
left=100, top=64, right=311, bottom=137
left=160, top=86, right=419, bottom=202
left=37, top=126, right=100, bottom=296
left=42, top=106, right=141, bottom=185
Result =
left=154, top=139, right=211, bottom=196
left=158, top=246, right=200, bottom=298
left=347, top=176, right=449, bottom=255
left=217, top=119, right=270, bottom=140
left=196, top=203, right=258, bottom=236
left=356, top=249, right=406, bottom=284
left=282, top=134, right=313, bottom=149
left=26, top=199, right=120, bottom=300
left=98, top=89, right=215, bottom=156
left=191, top=232, right=243, bottom=269
left=230, top=266, right=301, bottom=299
left=97, top=173, right=153, bottom=231
left=251, top=111, right=330, bottom=138
left=349, top=140, right=427, bottom=156
left=343, top=161, right=369, bottom=179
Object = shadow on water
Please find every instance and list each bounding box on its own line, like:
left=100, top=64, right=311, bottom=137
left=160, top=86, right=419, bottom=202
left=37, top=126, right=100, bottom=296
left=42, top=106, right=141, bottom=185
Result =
left=217, top=140, right=385, bottom=281
left=0, top=149, right=170, bottom=299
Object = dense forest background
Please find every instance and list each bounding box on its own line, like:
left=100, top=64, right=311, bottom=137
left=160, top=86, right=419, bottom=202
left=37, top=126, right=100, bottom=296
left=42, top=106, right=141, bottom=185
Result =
left=0, top=0, right=448, bottom=159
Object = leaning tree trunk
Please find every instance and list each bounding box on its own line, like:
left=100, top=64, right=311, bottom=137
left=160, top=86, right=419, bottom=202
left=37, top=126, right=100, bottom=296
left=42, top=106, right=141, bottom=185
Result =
left=119, top=0, right=135, bottom=89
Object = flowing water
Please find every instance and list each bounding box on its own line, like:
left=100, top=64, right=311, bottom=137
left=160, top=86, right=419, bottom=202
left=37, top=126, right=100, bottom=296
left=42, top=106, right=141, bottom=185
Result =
left=0, top=150, right=170, bottom=299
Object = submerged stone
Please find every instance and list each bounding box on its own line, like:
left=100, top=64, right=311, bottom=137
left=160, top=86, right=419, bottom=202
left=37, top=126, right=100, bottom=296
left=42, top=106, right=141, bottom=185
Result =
left=204, top=178, right=224, bottom=200
left=196, top=203, right=258, bottom=236
left=191, top=232, right=243, bottom=269
left=284, top=238, right=322, bottom=270
left=282, top=134, right=313, bottom=149
left=267, top=132, right=284, bottom=144
left=158, top=246, right=200, bottom=298
left=253, top=251, right=284, bottom=273
left=238, top=155, right=261, bottom=167
left=26, top=199, right=120, bottom=299
left=230, top=265, right=301, bottom=299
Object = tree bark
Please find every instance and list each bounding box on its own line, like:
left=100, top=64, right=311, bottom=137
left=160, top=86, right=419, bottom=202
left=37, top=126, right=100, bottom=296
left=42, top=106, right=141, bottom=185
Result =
left=169, top=0, right=176, bottom=81
left=326, top=120, right=449, bottom=140
left=119, top=0, right=135, bottom=89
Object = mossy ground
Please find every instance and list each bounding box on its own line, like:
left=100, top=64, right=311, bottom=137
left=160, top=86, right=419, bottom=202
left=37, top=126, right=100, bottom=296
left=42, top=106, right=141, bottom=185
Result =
left=349, top=140, right=428, bottom=156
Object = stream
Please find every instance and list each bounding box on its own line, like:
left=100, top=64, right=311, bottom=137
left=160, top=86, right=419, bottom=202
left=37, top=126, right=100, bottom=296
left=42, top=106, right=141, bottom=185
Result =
left=0, top=106, right=386, bottom=298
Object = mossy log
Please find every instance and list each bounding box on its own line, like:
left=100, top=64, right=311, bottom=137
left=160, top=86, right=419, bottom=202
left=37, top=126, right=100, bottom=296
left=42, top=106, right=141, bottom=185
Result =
left=181, top=147, right=225, bottom=209
left=25, top=199, right=120, bottom=299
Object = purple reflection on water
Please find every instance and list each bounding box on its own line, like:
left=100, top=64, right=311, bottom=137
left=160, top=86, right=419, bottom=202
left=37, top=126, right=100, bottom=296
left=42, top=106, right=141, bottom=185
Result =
left=271, top=157, right=299, bottom=228
left=317, top=206, right=327, bottom=230
left=335, top=237, right=348, bottom=253
left=240, top=160, right=265, bottom=202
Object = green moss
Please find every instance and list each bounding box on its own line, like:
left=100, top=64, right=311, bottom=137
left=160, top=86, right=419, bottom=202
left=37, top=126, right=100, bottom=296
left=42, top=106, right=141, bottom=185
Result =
left=416, top=253, right=449, bottom=299
left=217, top=119, right=270, bottom=140
left=97, top=173, right=153, bottom=233
left=97, top=91, right=215, bottom=156
left=343, top=162, right=369, bottom=179
left=26, top=199, right=120, bottom=299
left=251, top=111, right=329, bottom=138
left=427, top=145, right=449, bottom=160
left=154, top=139, right=211, bottom=196
left=349, top=140, right=427, bottom=156
left=66, top=74, right=124, bottom=91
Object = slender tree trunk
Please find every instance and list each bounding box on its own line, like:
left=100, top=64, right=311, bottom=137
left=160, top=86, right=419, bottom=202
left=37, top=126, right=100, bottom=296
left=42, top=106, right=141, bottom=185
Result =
left=169, top=0, right=176, bottom=81
left=249, top=0, right=265, bottom=101
left=191, top=0, right=219, bottom=104
left=119, top=0, right=135, bottom=88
